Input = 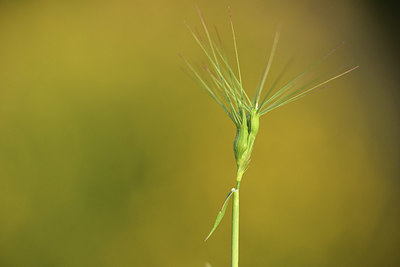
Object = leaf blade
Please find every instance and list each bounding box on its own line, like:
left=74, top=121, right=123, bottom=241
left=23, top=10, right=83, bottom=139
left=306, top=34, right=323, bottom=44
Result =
left=204, top=188, right=236, bottom=242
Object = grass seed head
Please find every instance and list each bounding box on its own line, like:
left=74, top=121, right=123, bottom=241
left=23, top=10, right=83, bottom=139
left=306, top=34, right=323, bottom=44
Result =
left=182, top=7, right=358, bottom=174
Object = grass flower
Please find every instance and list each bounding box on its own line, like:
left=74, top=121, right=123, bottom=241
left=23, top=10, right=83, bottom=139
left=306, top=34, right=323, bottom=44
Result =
left=181, top=6, right=358, bottom=267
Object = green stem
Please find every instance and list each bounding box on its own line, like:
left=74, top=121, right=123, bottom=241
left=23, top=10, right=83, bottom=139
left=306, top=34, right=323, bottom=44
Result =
left=231, top=188, right=239, bottom=267
left=232, top=176, right=242, bottom=267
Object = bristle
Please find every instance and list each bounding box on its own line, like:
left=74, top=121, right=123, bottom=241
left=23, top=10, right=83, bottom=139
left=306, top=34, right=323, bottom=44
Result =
left=253, top=27, right=281, bottom=107
left=214, top=25, right=223, bottom=47
left=261, top=65, right=359, bottom=115
left=194, top=27, right=204, bottom=43
left=177, top=52, right=186, bottom=61
left=323, top=41, right=345, bottom=61
left=196, top=5, right=208, bottom=27
left=228, top=6, right=243, bottom=91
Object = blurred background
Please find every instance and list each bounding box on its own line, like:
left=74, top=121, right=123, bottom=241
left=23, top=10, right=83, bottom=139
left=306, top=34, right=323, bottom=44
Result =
left=0, top=0, right=399, bottom=266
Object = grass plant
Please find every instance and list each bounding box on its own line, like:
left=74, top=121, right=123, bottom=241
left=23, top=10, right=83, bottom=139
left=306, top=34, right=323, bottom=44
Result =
left=181, top=6, right=358, bottom=267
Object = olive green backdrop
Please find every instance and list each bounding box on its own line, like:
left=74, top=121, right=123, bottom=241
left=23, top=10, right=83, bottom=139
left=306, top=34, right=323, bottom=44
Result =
left=0, top=0, right=399, bottom=266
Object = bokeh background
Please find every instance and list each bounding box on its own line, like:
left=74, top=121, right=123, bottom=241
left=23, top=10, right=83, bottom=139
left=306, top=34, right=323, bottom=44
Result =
left=0, top=0, right=399, bottom=266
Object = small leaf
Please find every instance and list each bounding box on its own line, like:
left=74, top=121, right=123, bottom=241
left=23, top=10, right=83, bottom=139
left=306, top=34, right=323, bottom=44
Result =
left=204, top=188, right=236, bottom=241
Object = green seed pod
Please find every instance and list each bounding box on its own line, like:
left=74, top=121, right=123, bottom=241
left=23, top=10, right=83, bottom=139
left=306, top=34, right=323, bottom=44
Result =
left=240, top=111, right=260, bottom=166
left=249, top=112, right=260, bottom=137
left=234, top=113, right=249, bottom=167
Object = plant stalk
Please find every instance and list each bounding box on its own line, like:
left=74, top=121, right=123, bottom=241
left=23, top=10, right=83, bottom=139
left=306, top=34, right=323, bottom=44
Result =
left=232, top=175, right=242, bottom=267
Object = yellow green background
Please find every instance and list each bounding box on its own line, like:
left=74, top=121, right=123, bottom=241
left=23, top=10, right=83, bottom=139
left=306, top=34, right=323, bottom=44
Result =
left=0, top=0, right=399, bottom=266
